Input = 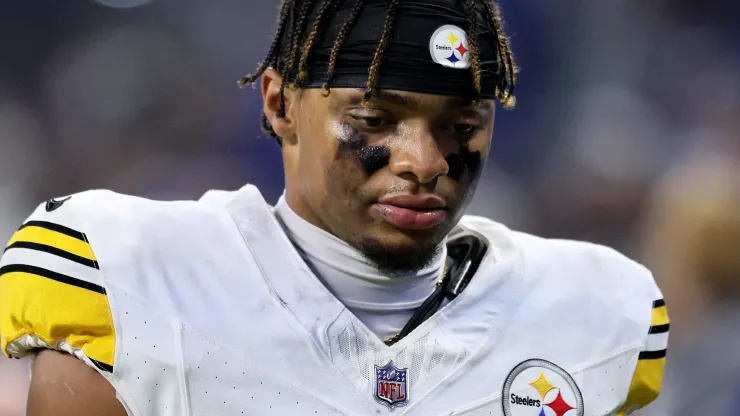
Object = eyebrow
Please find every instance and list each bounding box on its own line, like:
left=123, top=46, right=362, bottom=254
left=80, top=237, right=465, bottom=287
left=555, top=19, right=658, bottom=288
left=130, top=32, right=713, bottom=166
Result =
left=344, top=89, right=493, bottom=112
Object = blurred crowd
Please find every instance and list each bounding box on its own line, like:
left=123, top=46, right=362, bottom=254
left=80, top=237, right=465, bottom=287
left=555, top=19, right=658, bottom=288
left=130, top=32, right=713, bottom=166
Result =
left=1, top=0, right=739, bottom=414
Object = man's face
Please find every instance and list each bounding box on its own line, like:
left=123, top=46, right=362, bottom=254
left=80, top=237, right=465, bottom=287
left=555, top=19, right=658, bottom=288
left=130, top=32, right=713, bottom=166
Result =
left=269, top=77, right=495, bottom=273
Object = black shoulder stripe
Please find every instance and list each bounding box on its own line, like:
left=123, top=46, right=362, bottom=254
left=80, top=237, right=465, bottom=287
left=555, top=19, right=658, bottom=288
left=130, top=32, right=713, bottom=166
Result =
left=20, top=221, right=86, bottom=242
left=639, top=349, right=667, bottom=360
left=652, top=299, right=666, bottom=308
left=89, top=358, right=114, bottom=373
left=3, top=242, right=99, bottom=269
left=648, top=323, right=670, bottom=334
left=0, top=264, right=106, bottom=295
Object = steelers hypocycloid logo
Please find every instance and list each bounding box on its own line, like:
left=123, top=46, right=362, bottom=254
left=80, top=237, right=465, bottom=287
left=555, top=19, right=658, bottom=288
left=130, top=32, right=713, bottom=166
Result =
left=502, top=359, right=584, bottom=416
left=429, top=25, right=471, bottom=69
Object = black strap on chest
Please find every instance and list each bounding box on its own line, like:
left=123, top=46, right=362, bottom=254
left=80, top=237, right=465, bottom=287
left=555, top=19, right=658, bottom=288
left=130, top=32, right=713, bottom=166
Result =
left=385, top=234, right=487, bottom=346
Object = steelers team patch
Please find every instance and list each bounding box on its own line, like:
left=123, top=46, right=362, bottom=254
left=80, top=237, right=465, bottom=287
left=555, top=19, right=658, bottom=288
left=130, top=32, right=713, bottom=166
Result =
left=502, top=359, right=584, bottom=416
left=428, top=24, right=471, bottom=69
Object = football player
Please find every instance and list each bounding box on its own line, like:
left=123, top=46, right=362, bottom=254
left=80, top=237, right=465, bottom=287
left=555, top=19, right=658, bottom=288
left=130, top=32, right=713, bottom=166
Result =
left=0, top=0, right=668, bottom=415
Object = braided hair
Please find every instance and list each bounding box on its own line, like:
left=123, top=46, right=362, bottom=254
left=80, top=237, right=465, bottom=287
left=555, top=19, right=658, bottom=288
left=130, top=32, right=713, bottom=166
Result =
left=240, top=0, right=518, bottom=144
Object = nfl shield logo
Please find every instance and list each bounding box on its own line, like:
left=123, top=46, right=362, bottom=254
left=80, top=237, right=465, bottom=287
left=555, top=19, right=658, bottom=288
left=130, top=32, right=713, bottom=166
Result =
left=374, top=361, right=409, bottom=409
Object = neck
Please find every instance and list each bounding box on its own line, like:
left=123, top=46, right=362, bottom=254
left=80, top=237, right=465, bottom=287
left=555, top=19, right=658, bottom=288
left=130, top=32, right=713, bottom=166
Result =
left=273, top=195, right=446, bottom=339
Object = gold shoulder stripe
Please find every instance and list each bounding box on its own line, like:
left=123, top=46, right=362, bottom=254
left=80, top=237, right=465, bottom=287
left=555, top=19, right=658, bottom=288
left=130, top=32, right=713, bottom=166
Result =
left=617, top=355, right=666, bottom=415
left=5, top=221, right=97, bottom=267
left=0, top=268, right=115, bottom=370
left=651, top=302, right=669, bottom=327
left=617, top=298, right=669, bottom=415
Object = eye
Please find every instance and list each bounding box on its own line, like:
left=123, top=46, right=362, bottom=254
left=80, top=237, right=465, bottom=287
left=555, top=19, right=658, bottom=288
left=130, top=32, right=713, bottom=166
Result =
left=350, top=115, right=390, bottom=129
left=360, top=117, right=386, bottom=127
left=453, top=123, right=480, bottom=135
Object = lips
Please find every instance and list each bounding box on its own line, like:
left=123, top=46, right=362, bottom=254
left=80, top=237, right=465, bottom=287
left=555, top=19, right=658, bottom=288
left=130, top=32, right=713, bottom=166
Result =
left=374, top=195, right=447, bottom=230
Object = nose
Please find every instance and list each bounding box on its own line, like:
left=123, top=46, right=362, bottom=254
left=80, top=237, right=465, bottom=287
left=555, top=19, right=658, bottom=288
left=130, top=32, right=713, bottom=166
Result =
left=387, top=125, right=449, bottom=184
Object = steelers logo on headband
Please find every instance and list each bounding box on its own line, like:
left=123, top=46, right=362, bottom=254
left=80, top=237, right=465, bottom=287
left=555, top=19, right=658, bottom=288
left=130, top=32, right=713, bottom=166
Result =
left=429, top=25, right=471, bottom=69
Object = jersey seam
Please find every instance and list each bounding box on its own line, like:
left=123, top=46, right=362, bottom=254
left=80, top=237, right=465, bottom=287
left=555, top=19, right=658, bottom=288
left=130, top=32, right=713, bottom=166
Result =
left=572, top=342, right=643, bottom=373
left=79, top=231, right=101, bottom=270
left=79, top=230, right=117, bottom=370
left=221, top=205, right=373, bottom=412
left=174, top=321, right=192, bottom=416
left=221, top=203, right=326, bottom=344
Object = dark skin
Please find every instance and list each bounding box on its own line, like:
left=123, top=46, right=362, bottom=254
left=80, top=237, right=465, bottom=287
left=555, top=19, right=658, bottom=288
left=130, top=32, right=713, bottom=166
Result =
left=24, top=69, right=497, bottom=416
left=262, top=68, right=496, bottom=273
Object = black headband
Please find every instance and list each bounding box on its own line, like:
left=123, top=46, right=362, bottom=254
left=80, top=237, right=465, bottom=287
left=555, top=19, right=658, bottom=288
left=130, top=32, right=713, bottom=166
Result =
left=280, top=0, right=502, bottom=100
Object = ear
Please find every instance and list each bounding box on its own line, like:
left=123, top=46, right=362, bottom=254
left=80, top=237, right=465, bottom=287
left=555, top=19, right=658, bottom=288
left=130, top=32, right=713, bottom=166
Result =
left=261, top=68, right=298, bottom=142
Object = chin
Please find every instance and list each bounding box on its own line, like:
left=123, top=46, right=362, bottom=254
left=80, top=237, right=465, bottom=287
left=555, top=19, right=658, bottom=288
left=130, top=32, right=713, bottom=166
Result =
left=356, top=229, right=445, bottom=275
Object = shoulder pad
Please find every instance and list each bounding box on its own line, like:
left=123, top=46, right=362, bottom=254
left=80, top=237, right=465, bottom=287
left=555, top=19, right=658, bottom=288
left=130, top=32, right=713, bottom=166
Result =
left=0, top=189, right=212, bottom=373
left=0, top=190, right=120, bottom=372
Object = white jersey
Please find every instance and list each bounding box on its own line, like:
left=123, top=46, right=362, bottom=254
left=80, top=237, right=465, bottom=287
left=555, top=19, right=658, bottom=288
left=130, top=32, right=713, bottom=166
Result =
left=0, top=185, right=667, bottom=416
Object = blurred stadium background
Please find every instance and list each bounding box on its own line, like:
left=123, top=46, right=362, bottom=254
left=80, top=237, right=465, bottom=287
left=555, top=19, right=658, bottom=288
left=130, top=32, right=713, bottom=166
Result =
left=1, top=0, right=739, bottom=415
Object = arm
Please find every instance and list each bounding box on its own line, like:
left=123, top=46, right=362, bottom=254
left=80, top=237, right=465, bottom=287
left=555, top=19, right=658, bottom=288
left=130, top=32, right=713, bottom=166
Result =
left=27, top=350, right=127, bottom=416
left=0, top=194, right=122, bottom=415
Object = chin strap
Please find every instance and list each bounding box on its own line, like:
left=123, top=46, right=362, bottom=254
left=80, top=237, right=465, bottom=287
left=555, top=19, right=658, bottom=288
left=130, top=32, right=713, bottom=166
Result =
left=384, top=234, right=487, bottom=346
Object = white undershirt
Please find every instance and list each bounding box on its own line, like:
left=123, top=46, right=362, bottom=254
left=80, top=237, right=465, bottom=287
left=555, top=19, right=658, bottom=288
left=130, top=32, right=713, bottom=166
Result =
left=274, top=195, right=446, bottom=340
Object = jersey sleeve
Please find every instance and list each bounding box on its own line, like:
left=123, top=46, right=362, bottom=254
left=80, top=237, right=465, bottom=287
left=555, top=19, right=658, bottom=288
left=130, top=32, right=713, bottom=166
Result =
left=0, top=194, right=116, bottom=373
left=617, top=289, right=669, bottom=415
